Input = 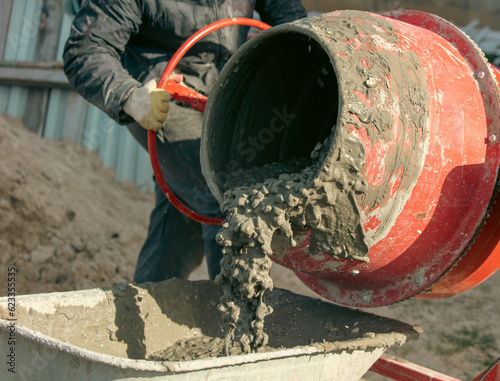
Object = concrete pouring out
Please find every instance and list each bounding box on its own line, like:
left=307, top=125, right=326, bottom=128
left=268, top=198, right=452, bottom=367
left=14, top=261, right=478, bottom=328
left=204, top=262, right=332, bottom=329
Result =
left=216, top=125, right=370, bottom=355
left=200, top=11, right=441, bottom=307
left=200, top=9, right=500, bottom=311
left=149, top=121, right=373, bottom=359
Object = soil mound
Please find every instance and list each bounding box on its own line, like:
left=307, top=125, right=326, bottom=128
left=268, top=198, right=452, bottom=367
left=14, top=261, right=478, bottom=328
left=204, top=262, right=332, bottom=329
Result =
left=0, top=114, right=154, bottom=295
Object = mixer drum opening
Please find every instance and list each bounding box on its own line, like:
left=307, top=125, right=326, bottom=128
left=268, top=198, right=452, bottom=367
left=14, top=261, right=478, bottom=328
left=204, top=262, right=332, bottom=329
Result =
left=202, top=31, right=339, bottom=200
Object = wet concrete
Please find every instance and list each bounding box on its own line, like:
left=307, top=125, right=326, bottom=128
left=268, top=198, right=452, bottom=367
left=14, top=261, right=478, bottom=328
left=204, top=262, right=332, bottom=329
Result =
left=215, top=124, right=371, bottom=354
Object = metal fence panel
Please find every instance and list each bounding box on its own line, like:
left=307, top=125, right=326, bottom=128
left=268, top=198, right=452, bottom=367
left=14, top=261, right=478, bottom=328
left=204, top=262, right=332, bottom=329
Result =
left=0, top=0, right=154, bottom=191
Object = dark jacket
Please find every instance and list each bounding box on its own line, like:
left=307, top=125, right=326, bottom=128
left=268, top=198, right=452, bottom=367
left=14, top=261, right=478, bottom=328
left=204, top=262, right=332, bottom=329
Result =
left=63, top=0, right=306, bottom=125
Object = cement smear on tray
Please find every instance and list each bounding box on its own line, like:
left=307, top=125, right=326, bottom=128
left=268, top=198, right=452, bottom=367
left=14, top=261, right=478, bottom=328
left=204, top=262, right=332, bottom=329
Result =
left=216, top=125, right=370, bottom=355
left=149, top=336, right=277, bottom=361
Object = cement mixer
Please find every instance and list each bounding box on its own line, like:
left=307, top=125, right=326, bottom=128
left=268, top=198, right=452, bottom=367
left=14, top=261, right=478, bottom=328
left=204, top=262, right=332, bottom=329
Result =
left=149, top=9, right=500, bottom=309
left=1, top=9, right=499, bottom=381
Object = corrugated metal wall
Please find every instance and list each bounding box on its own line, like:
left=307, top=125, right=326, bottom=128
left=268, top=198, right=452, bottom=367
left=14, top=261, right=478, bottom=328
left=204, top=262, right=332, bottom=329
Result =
left=0, top=0, right=43, bottom=116
left=0, top=0, right=154, bottom=191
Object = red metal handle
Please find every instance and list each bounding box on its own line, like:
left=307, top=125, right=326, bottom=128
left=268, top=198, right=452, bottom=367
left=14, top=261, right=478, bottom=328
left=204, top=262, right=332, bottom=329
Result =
left=148, top=17, right=271, bottom=226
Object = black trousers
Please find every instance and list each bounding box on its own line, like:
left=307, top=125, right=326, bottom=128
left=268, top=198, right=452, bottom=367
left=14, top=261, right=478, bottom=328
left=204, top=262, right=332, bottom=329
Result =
left=127, top=103, right=224, bottom=282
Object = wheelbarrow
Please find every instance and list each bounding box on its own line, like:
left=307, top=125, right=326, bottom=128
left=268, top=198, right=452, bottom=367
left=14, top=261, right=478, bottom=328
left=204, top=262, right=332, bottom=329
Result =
left=0, top=279, right=418, bottom=380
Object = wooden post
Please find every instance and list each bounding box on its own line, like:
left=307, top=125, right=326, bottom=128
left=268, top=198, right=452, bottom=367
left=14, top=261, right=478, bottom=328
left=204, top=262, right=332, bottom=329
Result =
left=22, top=0, right=64, bottom=135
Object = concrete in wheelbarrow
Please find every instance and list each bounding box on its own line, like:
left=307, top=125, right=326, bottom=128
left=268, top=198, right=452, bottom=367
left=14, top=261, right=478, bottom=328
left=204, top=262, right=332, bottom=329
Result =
left=0, top=279, right=419, bottom=380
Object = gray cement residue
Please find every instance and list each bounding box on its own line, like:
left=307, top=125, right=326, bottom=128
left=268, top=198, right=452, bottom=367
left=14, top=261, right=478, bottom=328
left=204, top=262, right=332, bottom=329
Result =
left=308, top=11, right=429, bottom=244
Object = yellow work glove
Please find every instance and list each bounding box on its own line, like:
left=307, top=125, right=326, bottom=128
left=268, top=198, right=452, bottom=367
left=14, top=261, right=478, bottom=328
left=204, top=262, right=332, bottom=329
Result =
left=124, top=79, right=171, bottom=131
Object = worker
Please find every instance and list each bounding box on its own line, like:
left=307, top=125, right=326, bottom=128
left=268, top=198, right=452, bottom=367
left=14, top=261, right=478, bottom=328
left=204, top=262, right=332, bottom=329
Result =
left=63, top=0, right=307, bottom=284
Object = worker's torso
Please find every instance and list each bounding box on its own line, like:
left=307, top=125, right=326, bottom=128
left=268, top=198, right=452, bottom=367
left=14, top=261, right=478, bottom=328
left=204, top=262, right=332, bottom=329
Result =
left=125, top=0, right=256, bottom=93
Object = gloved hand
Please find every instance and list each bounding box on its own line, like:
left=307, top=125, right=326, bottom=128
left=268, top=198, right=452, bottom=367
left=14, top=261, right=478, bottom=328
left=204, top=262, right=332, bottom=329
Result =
left=124, top=79, right=171, bottom=131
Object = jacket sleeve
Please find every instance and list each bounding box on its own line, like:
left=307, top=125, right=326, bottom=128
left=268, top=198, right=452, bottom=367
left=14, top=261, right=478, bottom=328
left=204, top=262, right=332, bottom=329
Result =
left=63, top=0, right=143, bottom=124
left=255, top=0, right=307, bottom=26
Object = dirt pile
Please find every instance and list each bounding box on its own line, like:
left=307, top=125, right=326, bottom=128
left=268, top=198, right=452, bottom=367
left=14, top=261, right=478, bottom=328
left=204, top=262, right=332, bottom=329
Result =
left=0, top=114, right=154, bottom=296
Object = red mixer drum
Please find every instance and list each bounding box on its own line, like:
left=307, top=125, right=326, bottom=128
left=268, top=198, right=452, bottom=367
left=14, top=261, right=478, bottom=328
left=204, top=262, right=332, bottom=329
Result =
left=200, top=10, right=500, bottom=307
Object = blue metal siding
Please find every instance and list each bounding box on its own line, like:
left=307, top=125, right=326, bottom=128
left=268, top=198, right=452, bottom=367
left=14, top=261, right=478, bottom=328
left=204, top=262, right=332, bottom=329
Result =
left=0, top=1, right=154, bottom=191
left=0, top=0, right=43, bottom=118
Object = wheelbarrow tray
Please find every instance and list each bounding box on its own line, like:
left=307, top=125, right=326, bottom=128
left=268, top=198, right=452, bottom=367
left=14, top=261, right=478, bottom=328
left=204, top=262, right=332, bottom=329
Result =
left=0, top=279, right=418, bottom=380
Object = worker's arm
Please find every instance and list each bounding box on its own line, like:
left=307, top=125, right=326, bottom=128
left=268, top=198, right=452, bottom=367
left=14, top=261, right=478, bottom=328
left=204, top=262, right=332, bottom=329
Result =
left=63, top=0, right=168, bottom=129
left=255, top=0, right=307, bottom=26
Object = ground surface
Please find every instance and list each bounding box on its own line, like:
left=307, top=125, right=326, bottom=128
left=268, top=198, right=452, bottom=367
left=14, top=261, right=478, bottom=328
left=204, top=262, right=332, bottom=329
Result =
left=0, top=115, right=152, bottom=295
left=1, top=115, right=498, bottom=380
